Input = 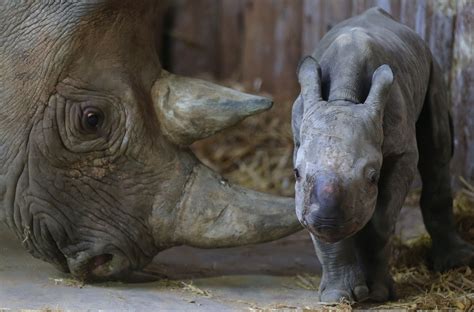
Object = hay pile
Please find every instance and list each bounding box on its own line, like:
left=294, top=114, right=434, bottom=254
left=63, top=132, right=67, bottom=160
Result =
left=380, top=191, right=474, bottom=311
left=192, top=92, right=295, bottom=197
left=191, top=90, right=474, bottom=310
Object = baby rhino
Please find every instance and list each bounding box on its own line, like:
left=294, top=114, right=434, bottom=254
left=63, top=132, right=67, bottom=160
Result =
left=292, top=8, right=474, bottom=302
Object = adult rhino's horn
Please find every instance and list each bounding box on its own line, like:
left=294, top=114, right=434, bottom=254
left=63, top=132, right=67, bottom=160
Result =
left=171, top=164, right=302, bottom=248
left=152, top=71, right=272, bottom=145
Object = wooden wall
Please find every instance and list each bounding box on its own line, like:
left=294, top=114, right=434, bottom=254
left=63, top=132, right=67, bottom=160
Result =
left=161, top=0, right=473, bottom=185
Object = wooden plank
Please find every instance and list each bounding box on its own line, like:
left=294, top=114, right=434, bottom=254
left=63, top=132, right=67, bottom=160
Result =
left=397, top=1, right=455, bottom=80
left=154, top=1, right=168, bottom=62
left=426, top=0, right=456, bottom=80
left=302, top=0, right=324, bottom=55
left=166, top=0, right=219, bottom=77
left=241, top=0, right=276, bottom=94
left=217, top=0, right=245, bottom=80
left=376, top=0, right=401, bottom=20
left=272, top=0, right=303, bottom=101
left=352, top=0, right=377, bottom=15
left=241, top=0, right=303, bottom=101
left=414, top=0, right=431, bottom=41
left=400, top=0, right=418, bottom=30
left=450, top=0, right=474, bottom=184
left=324, top=0, right=353, bottom=32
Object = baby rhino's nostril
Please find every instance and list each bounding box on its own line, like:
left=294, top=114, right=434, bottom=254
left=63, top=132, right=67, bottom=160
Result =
left=313, top=175, right=344, bottom=215
left=317, top=182, right=342, bottom=207
left=321, top=184, right=336, bottom=194
left=310, top=174, right=343, bottom=206
left=305, top=175, right=346, bottom=225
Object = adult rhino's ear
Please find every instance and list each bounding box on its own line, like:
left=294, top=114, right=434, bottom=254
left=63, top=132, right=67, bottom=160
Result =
left=152, top=71, right=272, bottom=145
left=297, top=56, right=323, bottom=108
left=365, top=64, right=394, bottom=116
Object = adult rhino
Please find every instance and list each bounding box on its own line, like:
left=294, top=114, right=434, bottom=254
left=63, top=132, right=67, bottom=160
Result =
left=0, top=1, right=300, bottom=281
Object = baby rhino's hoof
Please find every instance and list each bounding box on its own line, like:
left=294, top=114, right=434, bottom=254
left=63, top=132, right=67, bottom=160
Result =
left=369, top=281, right=393, bottom=302
left=318, top=266, right=370, bottom=303
left=320, top=285, right=369, bottom=303
left=318, top=266, right=394, bottom=303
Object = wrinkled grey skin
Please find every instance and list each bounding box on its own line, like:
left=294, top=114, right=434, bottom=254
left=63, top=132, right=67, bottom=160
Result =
left=292, top=8, right=474, bottom=303
left=0, top=1, right=301, bottom=281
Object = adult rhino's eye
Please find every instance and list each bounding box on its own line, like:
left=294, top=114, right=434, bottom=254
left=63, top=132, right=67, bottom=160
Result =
left=82, top=107, right=103, bottom=131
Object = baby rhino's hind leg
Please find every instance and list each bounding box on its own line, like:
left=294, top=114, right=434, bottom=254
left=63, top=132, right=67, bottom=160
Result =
left=417, top=152, right=474, bottom=271
left=416, top=61, right=474, bottom=271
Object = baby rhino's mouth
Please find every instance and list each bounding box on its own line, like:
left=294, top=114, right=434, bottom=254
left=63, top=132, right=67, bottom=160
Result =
left=304, top=217, right=360, bottom=243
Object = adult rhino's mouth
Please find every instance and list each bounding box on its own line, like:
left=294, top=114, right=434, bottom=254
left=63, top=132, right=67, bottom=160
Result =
left=21, top=213, right=156, bottom=281
left=18, top=217, right=71, bottom=273
left=36, top=234, right=135, bottom=280
left=45, top=248, right=70, bottom=273
left=66, top=249, right=132, bottom=281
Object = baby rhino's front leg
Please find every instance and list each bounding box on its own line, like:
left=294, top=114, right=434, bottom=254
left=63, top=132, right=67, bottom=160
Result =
left=313, top=236, right=369, bottom=302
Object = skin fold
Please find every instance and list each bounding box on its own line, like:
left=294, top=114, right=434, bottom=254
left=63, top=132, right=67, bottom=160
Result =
left=292, top=7, right=474, bottom=303
left=0, top=1, right=301, bottom=281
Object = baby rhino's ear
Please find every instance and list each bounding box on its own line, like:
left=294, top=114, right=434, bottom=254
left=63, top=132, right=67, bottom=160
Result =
left=365, top=64, right=394, bottom=117
left=297, top=56, right=323, bottom=106
left=292, top=95, right=305, bottom=164
left=292, top=96, right=304, bottom=143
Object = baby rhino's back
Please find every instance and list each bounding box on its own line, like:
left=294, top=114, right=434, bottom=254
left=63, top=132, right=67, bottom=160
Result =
left=313, top=7, right=431, bottom=116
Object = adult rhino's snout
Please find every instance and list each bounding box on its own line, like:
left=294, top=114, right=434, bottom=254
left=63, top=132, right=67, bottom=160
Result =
left=67, top=251, right=131, bottom=281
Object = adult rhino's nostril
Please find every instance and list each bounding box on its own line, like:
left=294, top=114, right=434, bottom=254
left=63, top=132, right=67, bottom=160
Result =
left=88, top=253, right=130, bottom=280
left=88, top=253, right=113, bottom=272
left=67, top=252, right=131, bottom=281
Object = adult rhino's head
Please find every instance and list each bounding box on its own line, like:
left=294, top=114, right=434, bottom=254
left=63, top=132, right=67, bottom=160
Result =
left=292, top=56, right=393, bottom=243
left=0, top=1, right=300, bottom=281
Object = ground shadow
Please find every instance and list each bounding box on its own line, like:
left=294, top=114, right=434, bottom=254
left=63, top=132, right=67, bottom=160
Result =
left=145, top=230, right=321, bottom=280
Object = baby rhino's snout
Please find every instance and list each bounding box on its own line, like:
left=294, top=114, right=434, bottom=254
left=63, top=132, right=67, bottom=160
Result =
left=303, top=175, right=353, bottom=242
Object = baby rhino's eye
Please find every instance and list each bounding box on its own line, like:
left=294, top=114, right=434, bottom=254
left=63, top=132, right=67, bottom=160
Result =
left=294, top=168, right=301, bottom=180
left=367, top=169, right=379, bottom=185
left=82, top=107, right=103, bottom=131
